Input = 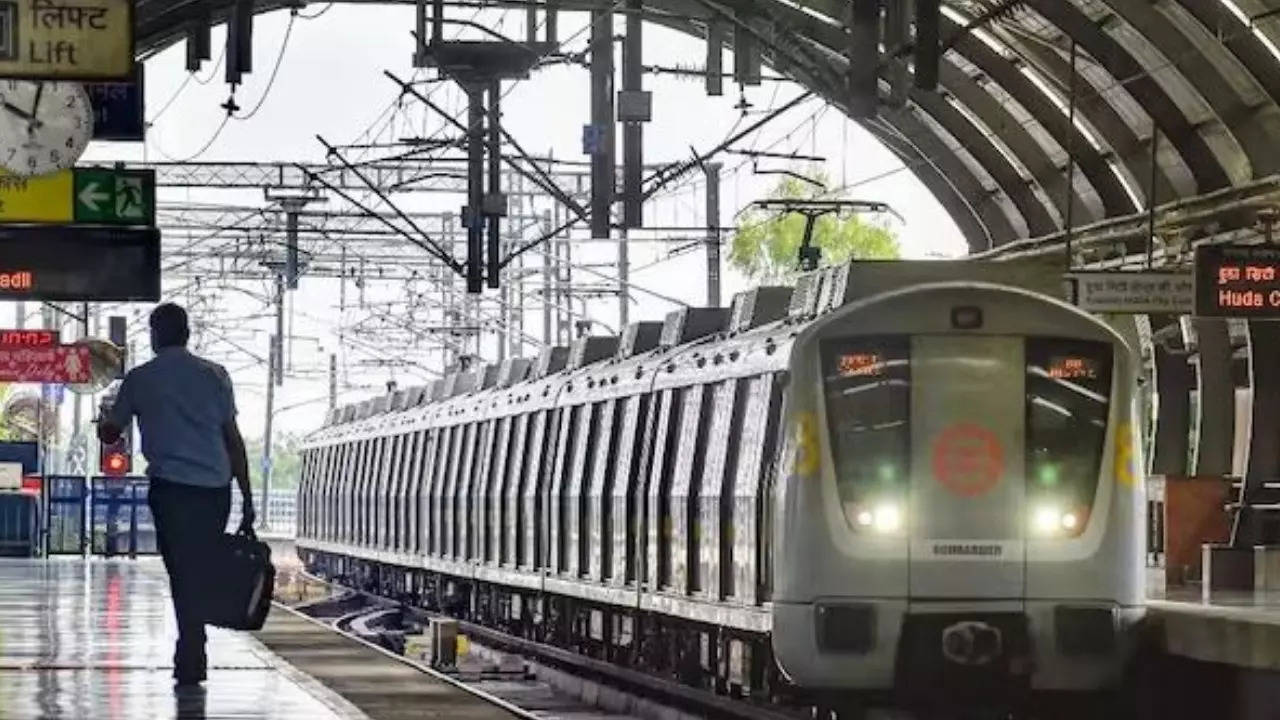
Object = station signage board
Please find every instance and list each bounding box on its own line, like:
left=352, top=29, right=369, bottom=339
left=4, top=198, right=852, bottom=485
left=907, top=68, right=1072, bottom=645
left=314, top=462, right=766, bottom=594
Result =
left=1069, top=271, right=1195, bottom=314
left=0, top=0, right=135, bottom=80
left=0, top=167, right=154, bottom=225
left=0, top=344, right=90, bottom=383
left=1194, top=245, right=1280, bottom=318
left=87, top=65, right=144, bottom=140
left=0, top=329, right=59, bottom=347
left=0, top=225, right=159, bottom=301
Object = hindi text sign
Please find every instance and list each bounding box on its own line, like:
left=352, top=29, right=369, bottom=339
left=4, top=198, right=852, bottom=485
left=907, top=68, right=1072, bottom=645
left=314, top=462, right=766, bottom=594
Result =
left=0, top=170, right=72, bottom=222
left=0, top=344, right=90, bottom=383
left=1195, top=245, right=1280, bottom=318
left=0, top=0, right=134, bottom=80
left=1070, top=271, right=1194, bottom=314
left=87, top=66, right=144, bottom=140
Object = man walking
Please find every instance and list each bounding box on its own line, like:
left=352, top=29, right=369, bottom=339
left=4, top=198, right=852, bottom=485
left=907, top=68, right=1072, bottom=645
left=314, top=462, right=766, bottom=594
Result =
left=97, top=303, right=255, bottom=687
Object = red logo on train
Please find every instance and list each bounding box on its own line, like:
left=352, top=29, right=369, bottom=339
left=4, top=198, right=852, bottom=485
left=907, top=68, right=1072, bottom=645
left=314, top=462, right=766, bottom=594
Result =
left=931, top=423, right=1004, bottom=497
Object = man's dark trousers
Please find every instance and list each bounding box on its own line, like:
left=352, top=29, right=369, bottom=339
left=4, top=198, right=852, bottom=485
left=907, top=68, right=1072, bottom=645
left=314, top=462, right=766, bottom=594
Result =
left=148, top=477, right=230, bottom=680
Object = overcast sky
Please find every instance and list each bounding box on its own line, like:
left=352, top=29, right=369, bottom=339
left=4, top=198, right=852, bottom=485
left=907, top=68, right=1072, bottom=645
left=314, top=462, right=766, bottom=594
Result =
left=44, top=4, right=963, bottom=441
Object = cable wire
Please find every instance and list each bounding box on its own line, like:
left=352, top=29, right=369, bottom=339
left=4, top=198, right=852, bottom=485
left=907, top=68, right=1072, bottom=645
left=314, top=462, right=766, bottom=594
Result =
left=234, top=12, right=297, bottom=120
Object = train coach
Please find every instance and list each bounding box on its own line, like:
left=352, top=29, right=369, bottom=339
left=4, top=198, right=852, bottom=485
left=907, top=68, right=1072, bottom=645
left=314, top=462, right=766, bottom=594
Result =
left=295, top=259, right=1146, bottom=715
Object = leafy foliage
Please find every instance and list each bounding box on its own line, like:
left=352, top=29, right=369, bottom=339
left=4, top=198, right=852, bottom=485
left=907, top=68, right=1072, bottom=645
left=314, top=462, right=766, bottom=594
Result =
left=729, top=173, right=900, bottom=283
left=248, top=432, right=303, bottom=490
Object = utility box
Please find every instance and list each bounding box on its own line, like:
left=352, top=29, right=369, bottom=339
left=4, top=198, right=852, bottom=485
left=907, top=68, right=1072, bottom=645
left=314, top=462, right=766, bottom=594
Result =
left=427, top=618, right=459, bottom=669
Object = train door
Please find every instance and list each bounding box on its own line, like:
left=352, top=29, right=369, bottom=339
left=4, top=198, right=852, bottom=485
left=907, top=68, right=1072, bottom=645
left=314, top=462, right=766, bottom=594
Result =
left=908, top=335, right=1026, bottom=600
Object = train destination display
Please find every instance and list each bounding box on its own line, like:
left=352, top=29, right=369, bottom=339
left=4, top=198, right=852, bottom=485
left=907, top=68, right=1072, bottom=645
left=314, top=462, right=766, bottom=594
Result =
left=1195, top=244, right=1280, bottom=318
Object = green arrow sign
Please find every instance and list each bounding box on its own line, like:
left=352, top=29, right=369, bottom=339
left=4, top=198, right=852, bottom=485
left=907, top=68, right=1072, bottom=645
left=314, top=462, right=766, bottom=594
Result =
left=72, top=169, right=156, bottom=226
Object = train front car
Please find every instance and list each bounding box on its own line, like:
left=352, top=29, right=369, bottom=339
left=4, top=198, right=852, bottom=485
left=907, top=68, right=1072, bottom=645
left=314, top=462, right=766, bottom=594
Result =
left=772, top=281, right=1145, bottom=711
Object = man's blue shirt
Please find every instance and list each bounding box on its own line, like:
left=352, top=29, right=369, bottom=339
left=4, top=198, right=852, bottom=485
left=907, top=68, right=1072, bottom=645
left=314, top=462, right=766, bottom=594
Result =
left=108, top=347, right=237, bottom=488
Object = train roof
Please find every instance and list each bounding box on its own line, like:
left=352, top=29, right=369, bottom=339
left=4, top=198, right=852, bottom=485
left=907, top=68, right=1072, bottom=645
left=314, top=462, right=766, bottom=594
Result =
left=309, top=257, right=1069, bottom=443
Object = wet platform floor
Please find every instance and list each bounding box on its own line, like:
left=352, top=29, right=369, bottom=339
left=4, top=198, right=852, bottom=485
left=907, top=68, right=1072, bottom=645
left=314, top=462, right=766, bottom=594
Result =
left=0, top=558, right=366, bottom=720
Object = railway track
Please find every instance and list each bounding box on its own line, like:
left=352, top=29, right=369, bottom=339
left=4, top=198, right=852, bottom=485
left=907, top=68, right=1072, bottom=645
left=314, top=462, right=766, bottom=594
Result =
left=284, top=572, right=807, bottom=720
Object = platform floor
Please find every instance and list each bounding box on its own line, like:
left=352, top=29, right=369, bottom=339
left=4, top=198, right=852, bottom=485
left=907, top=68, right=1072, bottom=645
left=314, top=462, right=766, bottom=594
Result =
left=1150, top=588, right=1280, bottom=671
left=0, top=558, right=366, bottom=720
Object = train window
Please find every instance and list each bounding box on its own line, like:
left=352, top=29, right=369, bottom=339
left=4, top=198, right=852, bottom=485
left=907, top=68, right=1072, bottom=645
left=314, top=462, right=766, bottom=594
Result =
left=486, top=417, right=512, bottom=564
left=1025, top=338, right=1112, bottom=537
left=572, top=403, right=602, bottom=577
left=591, top=399, right=623, bottom=582
left=537, top=409, right=564, bottom=570
left=503, top=414, right=529, bottom=567
left=616, top=394, right=653, bottom=585
left=821, top=337, right=912, bottom=530
left=519, top=412, right=545, bottom=569
left=647, top=388, right=686, bottom=589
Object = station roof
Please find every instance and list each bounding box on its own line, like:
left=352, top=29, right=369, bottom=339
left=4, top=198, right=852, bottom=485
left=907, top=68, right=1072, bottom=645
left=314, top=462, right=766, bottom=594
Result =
left=133, top=0, right=1280, bottom=254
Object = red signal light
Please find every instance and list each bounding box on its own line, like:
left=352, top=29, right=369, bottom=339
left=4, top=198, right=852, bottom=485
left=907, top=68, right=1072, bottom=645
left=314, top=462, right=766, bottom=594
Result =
left=104, top=453, right=127, bottom=474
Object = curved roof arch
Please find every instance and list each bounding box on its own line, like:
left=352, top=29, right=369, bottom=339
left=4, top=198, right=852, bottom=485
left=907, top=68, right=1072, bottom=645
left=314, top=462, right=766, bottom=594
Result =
left=132, top=0, right=1280, bottom=253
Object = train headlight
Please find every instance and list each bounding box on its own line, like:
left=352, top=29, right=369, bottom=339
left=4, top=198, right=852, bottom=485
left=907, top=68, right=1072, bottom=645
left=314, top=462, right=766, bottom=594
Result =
left=872, top=504, right=902, bottom=533
left=855, top=509, right=874, bottom=528
left=1033, top=506, right=1061, bottom=534
left=1032, top=505, right=1083, bottom=535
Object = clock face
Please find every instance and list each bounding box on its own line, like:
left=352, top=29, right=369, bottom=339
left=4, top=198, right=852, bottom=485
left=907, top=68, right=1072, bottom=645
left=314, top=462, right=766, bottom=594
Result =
left=0, top=81, right=94, bottom=177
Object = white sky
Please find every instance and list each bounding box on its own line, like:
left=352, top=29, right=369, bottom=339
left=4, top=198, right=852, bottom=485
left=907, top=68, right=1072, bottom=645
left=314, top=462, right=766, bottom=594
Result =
left=35, top=4, right=964, bottom=442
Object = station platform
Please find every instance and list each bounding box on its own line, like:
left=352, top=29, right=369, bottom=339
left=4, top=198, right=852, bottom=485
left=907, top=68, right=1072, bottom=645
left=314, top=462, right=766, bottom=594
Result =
left=1150, top=590, right=1280, bottom=671
left=0, top=557, right=365, bottom=720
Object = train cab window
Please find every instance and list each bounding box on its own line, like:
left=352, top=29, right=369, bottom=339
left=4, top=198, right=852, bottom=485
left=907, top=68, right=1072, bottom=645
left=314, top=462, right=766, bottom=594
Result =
left=820, top=337, right=911, bottom=530
left=1025, top=338, right=1112, bottom=536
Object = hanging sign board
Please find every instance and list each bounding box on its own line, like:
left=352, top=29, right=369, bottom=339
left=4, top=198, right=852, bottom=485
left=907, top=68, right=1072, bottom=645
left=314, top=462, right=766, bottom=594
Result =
left=87, top=65, right=145, bottom=140
left=1194, top=245, right=1280, bottom=319
left=0, top=344, right=91, bottom=383
left=0, top=0, right=135, bottom=80
left=0, top=329, right=58, bottom=347
left=1069, top=271, right=1195, bottom=314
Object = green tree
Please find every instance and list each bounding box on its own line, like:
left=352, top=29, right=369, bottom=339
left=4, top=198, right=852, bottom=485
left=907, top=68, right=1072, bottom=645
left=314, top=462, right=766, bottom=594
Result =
left=247, top=432, right=303, bottom=492
left=729, top=173, right=900, bottom=283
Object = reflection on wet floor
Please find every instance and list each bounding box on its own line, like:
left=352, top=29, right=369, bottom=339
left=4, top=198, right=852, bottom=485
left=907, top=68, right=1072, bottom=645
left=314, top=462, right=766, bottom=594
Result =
left=0, top=558, right=364, bottom=720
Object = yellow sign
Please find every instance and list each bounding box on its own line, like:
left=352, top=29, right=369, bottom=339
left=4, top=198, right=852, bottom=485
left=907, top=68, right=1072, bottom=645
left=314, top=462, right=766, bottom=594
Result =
left=1115, top=422, right=1137, bottom=488
left=0, top=170, right=71, bottom=222
left=0, top=0, right=134, bottom=80
left=794, top=411, right=820, bottom=477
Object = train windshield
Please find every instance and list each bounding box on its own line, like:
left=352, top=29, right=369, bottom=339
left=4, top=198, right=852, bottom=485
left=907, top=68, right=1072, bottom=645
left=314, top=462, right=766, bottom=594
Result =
left=820, top=336, right=911, bottom=529
left=1025, top=338, right=1112, bottom=532
left=821, top=336, right=1113, bottom=535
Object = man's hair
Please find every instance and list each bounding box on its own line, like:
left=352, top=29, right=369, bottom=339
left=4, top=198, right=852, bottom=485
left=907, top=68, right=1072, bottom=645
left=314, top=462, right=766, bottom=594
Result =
left=149, top=303, right=190, bottom=349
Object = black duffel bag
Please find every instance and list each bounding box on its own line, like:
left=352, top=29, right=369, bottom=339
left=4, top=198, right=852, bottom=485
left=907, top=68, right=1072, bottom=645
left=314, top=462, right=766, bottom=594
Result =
left=203, top=528, right=275, bottom=631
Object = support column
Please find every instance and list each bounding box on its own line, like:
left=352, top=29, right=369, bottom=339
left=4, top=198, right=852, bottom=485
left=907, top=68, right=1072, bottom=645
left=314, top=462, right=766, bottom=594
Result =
left=465, top=84, right=486, bottom=293
left=705, top=162, right=721, bottom=308
left=1233, top=322, right=1280, bottom=547
left=620, top=0, right=644, bottom=227
left=1192, top=318, right=1234, bottom=476
left=618, top=229, right=629, bottom=328
left=486, top=79, right=502, bottom=290
left=1150, top=319, right=1191, bottom=477
left=541, top=209, right=553, bottom=346
left=589, top=5, right=615, bottom=238
left=262, top=333, right=276, bottom=532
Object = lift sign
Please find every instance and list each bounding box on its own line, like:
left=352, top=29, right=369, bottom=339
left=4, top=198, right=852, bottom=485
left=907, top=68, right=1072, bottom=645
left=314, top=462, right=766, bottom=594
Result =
left=1194, top=245, right=1280, bottom=318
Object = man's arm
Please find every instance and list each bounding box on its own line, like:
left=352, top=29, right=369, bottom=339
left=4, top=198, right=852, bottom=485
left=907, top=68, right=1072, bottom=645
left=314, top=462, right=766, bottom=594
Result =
left=222, top=417, right=252, bottom=512
left=96, top=378, right=133, bottom=444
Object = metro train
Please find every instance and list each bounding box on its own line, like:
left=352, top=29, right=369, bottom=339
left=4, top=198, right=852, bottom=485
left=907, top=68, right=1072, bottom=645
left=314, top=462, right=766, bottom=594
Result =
left=296, top=259, right=1146, bottom=715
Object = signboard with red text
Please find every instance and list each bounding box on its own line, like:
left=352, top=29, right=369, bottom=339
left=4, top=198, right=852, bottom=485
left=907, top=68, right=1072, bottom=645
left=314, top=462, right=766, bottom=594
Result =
left=0, top=329, right=58, bottom=347
left=1195, top=245, right=1280, bottom=318
left=0, top=345, right=90, bottom=383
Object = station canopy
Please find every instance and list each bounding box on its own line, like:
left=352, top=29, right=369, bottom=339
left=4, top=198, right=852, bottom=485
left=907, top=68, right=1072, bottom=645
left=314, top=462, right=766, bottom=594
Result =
left=134, top=0, right=1280, bottom=255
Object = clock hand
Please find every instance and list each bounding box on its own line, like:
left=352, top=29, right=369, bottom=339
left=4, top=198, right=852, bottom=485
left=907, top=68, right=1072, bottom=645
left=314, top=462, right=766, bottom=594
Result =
left=1, top=101, right=32, bottom=121
left=30, top=82, right=43, bottom=117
